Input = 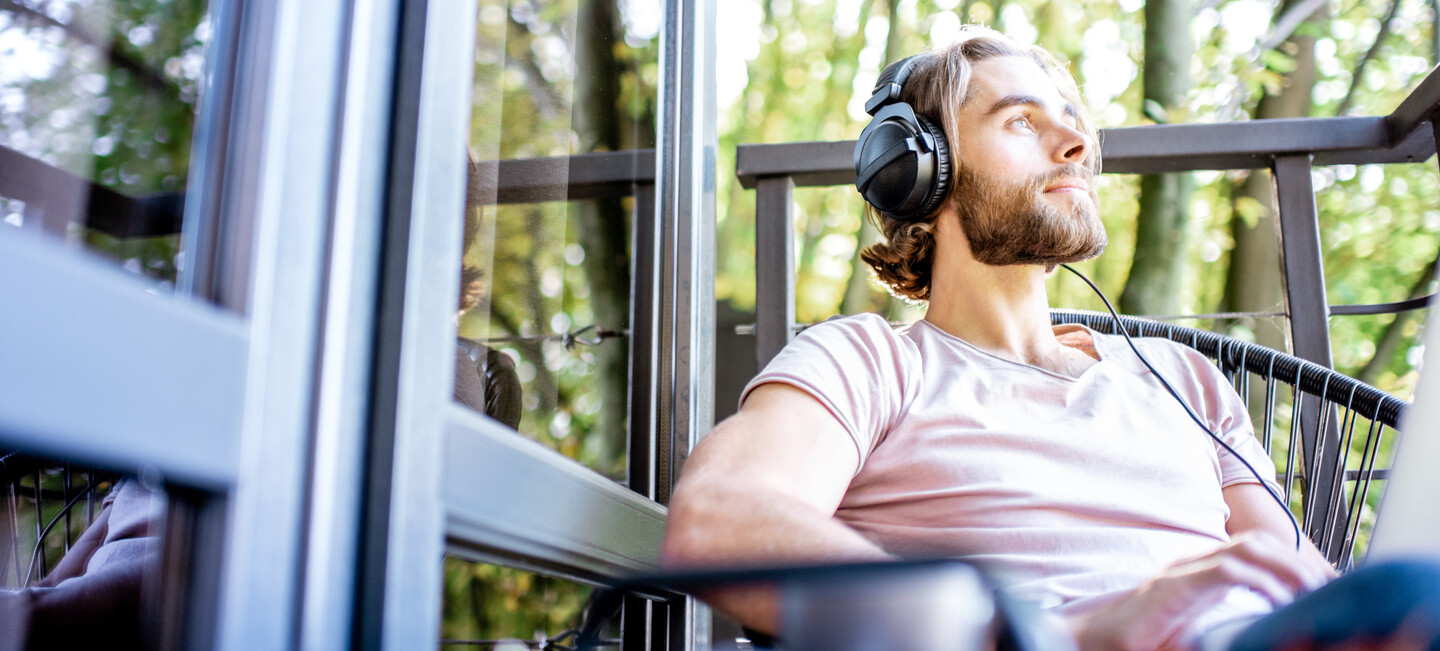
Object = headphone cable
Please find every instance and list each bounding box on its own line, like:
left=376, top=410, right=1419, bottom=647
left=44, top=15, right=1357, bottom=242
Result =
left=1059, top=264, right=1304, bottom=552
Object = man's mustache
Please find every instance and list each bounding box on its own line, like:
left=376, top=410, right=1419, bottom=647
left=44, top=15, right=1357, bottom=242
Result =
left=1030, top=164, right=1093, bottom=190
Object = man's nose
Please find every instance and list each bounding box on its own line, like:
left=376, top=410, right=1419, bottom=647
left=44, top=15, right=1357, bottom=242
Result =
left=1055, top=123, right=1088, bottom=164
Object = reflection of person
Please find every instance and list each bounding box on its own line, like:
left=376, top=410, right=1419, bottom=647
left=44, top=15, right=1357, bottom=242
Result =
left=0, top=149, right=523, bottom=651
left=0, top=478, right=161, bottom=651
left=454, top=147, right=522, bottom=429
left=662, top=26, right=1440, bottom=651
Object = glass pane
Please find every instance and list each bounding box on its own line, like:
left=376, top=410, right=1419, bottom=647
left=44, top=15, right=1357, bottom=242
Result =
left=0, top=0, right=211, bottom=289
left=455, top=0, right=659, bottom=481
left=0, top=1, right=225, bottom=644
left=440, top=558, right=619, bottom=649
left=0, top=455, right=172, bottom=648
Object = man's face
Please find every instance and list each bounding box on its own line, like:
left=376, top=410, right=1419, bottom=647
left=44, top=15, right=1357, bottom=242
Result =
left=949, top=55, right=1106, bottom=267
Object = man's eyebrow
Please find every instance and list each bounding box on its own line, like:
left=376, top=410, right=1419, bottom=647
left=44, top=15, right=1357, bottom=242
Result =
left=984, top=94, right=1079, bottom=119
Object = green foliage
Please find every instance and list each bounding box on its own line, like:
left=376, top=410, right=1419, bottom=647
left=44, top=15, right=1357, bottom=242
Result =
left=714, top=0, right=1439, bottom=396
left=0, top=0, right=208, bottom=286
left=710, top=0, right=1436, bottom=562
left=445, top=0, right=657, bottom=637
left=440, top=558, right=596, bottom=645
left=461, top=200, right=623, bottom=465
left=458, top=0, right=657, bottom=476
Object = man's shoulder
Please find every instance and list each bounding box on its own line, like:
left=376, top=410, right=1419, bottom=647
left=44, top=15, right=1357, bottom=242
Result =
left=747, top=313, right=922, bottom=427
left=798, top=312, right=911, bottom=343
left=779, top=312, right=923, bottom=371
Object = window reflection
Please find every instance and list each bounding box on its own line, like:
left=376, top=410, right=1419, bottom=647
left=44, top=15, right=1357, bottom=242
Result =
left=0, top=456, right=165, bottom=649
left=0, top=0, right=210, bottom=288
left=455, top=149, right=524, bottom=431
left=0, top=0, right=216, bottom=646
left=439, top=558, right=617, bottom=649
left=455, top=0, right=658, bottom=481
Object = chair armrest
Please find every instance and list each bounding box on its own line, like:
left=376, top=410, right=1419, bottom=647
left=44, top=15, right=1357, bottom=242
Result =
left=609, top=560, right=1075, bottom=651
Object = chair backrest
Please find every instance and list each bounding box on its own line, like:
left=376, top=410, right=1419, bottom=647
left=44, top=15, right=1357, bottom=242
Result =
left=1053, top=309, right=1409, bottom=569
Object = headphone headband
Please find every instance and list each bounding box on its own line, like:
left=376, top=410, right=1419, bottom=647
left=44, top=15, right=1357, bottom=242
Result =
left=866, top=55, right=922, bottom=115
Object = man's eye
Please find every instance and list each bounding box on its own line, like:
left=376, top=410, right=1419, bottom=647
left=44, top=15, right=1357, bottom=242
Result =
left=1010, top=116, right=1033, bottom=130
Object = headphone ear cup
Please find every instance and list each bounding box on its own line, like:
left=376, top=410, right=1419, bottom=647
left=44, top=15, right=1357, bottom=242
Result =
left=914, top=113, right=952, bottom=219
left=853, top=110, right=949, bottom=223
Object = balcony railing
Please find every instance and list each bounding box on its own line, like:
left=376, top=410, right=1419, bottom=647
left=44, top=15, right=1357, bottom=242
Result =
left=736, top=66, right=1440, bottom=375
left=10, top=65, right=1440, bottom=572
left=731, top=65, right=1440, bottom=566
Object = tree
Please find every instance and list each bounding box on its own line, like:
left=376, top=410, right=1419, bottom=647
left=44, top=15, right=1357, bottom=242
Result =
left=1221, top=0, right=1323, bottom=352
left=1119, top=0, right=1194, bottom=316
left=841, top=0, right=903, bottom=317
left=572, top=0, right=636, bottom=473
left=443, top=0, right=659, bottom=640
left=0, top=0, right=208, bottom=285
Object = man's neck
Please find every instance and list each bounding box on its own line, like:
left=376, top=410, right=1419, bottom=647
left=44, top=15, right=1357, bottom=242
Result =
left=919, top=209, right=1100, bottom=376
left=925, top=259, right=1062, bottom=364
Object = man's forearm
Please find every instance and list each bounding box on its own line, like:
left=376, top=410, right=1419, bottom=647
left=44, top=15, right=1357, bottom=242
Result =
left=662, top=482, right=891, bottom=632
left=661, top=383, right=883, bottom=633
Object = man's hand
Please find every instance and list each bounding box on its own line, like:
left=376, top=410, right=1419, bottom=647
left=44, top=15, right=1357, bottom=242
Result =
left=1069, top=532, right=1335, bottom=651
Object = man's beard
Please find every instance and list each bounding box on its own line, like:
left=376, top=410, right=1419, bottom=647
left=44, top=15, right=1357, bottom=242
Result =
left=953, top=164, right=1108, bottom=268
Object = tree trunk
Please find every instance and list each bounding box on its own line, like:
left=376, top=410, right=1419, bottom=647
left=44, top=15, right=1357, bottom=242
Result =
left=1336, top=0, right=1401, bottom=116
left=1222, top=0, right=1321, bottom=353
left=1119, top=0, right=1193, bottom=316
left=1224, top=172, right=1286, bottom=347
left=1432, top=0, right=1440, bottom=63
left=573, top=0, right=635, bottom=475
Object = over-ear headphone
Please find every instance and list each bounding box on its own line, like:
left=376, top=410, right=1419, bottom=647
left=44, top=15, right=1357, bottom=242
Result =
left=853, top=55, right=952, bottom=223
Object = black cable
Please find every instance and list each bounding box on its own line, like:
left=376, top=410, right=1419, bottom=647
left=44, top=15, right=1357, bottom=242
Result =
left=1059, top=264, right=1304, bottom=552
left=23, top=485, right=94, bottom=585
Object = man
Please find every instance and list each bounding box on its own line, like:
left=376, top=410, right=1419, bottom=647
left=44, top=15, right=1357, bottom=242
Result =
left=662, top=27, right=1436, bottom=651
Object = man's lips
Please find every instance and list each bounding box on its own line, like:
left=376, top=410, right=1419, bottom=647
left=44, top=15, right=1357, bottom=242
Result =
left=1048, top=180, right=1088, bottom=192
left=1044, top=179, right=1091, bottom=193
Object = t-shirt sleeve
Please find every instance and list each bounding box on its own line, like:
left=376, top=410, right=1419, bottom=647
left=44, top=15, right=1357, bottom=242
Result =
left=739, top=314, right=918, bottom=471
left=1158, top=342, right=1282, bottom=495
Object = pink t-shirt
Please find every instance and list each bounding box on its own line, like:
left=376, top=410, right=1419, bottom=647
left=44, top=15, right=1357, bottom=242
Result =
left=740, top=313, right=1282, bottom=649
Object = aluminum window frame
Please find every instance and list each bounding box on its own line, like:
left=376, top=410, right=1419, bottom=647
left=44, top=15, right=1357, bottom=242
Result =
left=350, top=1, right=716, bottom=650
left=6, top=0, right=720, bottom=647
left=0, top=0, right=350, bottom=646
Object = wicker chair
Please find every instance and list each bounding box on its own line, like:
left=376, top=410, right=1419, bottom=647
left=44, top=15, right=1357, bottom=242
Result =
left=0, top=453, right=116, bottom=588
left=1051, top=309, right=1409, bottom=569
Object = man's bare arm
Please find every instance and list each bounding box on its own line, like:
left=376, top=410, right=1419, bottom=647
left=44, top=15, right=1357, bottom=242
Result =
left=662, top=383, right=892, bottom=632
left=1223, top=482, right=1337, bottom=579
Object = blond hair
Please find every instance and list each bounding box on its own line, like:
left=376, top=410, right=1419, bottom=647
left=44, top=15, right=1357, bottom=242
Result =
left=459, top=149, right=486, bottom=314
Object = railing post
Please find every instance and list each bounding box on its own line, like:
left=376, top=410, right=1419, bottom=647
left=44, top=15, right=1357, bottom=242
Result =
left=1272, top=155, right=1333, bottom=369
left=629, top=182, right=658, bottom=502
left=1271, top=154, right=1348, bottom=557
left=1432, top=112, right=1440, bottom=189
left=755, top=175, right=795, bottom=371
